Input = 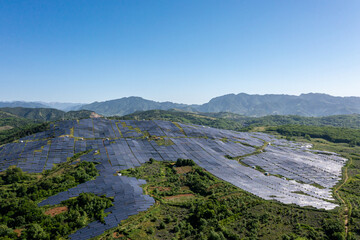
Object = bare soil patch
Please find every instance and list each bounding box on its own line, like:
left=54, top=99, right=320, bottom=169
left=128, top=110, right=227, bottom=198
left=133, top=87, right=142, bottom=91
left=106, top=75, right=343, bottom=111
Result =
left=113, top=232, right=124, bottom=238
left=44, top=206, right=68, bottom=217
left=0, top=126, right=13, bottom=131
left=14, top=229, right=23, bottom=237
left=164, top=194, right=194, bottom=201
left=149, top=186, right=171, bottom=192
left=174, top=166, right=192, bottom=174
left=180, top=186, right=190, bottom=191
left=90, top=112, right=103, bottom=118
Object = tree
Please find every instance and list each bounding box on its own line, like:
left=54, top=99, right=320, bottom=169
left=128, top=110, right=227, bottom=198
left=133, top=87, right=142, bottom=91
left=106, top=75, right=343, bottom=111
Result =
left=24, top=223, right=49, bottom=240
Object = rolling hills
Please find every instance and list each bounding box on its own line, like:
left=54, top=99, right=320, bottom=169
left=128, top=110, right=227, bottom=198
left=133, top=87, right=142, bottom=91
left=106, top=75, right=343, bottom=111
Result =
left=0, top=113, right=360, bottom=239
left=80, top=93, right=360, bottom=117
left=0, top=118, right=352, bottom=239
left=0, top=107, right=100, bottom=122
left=4, top=93, right=360, bottom=117
left=119, top=109, right=360, bottom=130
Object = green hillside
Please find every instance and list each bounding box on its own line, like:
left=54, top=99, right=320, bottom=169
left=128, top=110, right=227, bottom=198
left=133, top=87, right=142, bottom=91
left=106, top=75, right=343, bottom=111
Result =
left=0, top=107, right=99, bottom=122
left=117, top=110, right=244, bottom=130
left=80, top=93, right=360, bottom=117
left=0, top=111, right=32, bottom=131
left=119, top=110, right=360, bottom=130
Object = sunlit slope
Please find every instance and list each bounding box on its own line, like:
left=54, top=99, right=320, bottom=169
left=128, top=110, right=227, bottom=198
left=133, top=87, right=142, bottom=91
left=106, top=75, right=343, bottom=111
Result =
left=0, top=119, right=345, bottom=211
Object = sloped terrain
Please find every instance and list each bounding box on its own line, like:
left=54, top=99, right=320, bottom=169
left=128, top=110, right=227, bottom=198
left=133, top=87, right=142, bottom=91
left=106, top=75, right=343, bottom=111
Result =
left=0, top=107, right=98, bottom=122
left=80, top=93, right=360, bottom=117
left=0, top=119, right=346, bottom=239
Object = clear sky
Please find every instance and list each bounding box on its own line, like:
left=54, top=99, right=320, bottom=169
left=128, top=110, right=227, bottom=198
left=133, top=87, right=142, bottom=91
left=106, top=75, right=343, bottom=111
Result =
left=1, top=0, right=360, bottom=104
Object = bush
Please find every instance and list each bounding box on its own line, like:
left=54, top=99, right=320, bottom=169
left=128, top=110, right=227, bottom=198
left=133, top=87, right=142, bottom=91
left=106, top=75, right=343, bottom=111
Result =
left=158, top=221, right=166, bottom=230
left=24, top=223, right=49, bottom=240
left=176, top=158, right=195, bottom=167
left=0, top=225, right=16, bottom=238
left=2, top=166, right=28, bottom=184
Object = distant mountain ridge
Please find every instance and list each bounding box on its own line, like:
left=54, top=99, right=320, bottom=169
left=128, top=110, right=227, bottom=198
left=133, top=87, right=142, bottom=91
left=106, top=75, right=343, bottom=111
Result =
left=0, top=107, right=100, bottom=122
left=80, top=96, right=196, bottom=116
left=0, top=101, right=49, bottom=109
left=3, top=93, right=360, bottom=117
left=80, top=93, right=360, bottom=117
left=0, top=101, right=84, bottom=111
left=197, top=93, right=360, bottom=116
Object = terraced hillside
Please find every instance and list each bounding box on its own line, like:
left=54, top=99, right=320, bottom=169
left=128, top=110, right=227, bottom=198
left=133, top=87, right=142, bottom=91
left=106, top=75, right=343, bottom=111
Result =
left=0, top=119, right=347, bottom=239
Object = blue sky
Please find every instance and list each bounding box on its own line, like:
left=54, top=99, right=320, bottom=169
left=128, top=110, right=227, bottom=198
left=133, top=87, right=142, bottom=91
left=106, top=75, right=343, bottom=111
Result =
left=1, top=0, right=359, bottom=104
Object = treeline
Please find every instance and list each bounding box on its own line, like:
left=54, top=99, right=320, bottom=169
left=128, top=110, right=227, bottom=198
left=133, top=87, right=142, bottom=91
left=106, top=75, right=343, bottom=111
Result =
left=0, top=107, right=96, bottom=122
left=242, top=114, right=360, bottom=129
left=116, top=110, right=244, bottom=131
left=268, top=125, right=360, bottom=146
left=119, top=110, right=360, bottom=131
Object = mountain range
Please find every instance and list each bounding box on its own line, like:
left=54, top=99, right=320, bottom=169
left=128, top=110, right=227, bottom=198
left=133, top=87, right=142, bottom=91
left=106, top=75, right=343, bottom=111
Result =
left=80, top=93, right=360, bottom=117
left=0, top=107, right=100, bottom=122
left=0, top=101, right=83, bottom=111
left=2, top=93, right=360, bottom=117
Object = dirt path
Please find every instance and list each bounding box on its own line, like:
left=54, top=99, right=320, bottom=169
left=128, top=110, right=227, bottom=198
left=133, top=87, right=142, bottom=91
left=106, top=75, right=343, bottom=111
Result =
left=334, top=157, right=352, bottom=238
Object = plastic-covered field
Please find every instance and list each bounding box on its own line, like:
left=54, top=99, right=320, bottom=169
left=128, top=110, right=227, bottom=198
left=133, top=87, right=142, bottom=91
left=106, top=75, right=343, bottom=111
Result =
left=0, top=119, right=347, bottom=239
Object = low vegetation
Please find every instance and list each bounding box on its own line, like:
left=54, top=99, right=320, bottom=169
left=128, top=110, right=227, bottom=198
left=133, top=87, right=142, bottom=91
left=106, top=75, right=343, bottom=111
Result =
left=267, top=125, right=360, bottom=146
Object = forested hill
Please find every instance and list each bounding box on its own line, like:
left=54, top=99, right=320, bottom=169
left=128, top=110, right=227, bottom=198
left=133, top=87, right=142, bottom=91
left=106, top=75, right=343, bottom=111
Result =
left=197, top=93, right=360, bottom=117
left=0, top=107, right=100, bottom=122
left=80, top=96, right=195, bottom=116
left=80, top=93, right=360, bottom=117
left=0, top=110, right=33, bottom=131
left=0, top=101, right=48, bottom=108
left=119, top=110, right=360, bottom=129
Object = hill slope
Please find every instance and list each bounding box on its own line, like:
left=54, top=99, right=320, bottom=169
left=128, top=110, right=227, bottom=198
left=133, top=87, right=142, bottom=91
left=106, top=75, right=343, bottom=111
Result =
left=0, top=107, right=100, bottom=122
left=198, top=93, right=360, bottom=117
left=81, top=96, right=194, bottom=116
left=1, top=119, right=358, bottom=239
left=80, top=93, right=360, bottom=117
left=120, top=109, right=360, bottom=130
left=0, top=101, right=48, bottom=108
left=0, top=110, right=32, bottom=131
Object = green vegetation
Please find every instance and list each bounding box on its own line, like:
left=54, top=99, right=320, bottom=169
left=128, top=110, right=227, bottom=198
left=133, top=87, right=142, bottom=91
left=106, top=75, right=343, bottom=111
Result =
left=79, top=93, right=360, bottom=117
left=117, top=110, right=245, bottom=131
left=0, top=111, right=32, bottom=131
left=0, top=122, right=50, bottom=145
left=0, top=107, right=97, bottom=122
left=0, top=151, right=113, bottom=239
left=175, top=158, right=195, bottom=167
left=92, top=117, right=360, bottom=240
left=2, top=108, right=360, bottom=239
left=119, top=110, right=360, bottom=132
left=96, top=160, right=343, bottom=240
left=267, top=125, right=360, bottom=146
